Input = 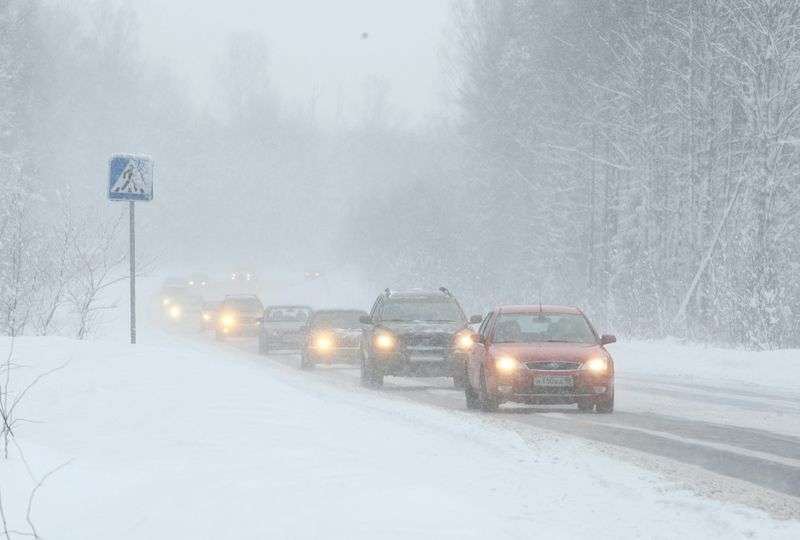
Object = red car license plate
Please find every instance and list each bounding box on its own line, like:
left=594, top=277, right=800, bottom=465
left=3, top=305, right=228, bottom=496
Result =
left=534, top=375, right=574, bottom=387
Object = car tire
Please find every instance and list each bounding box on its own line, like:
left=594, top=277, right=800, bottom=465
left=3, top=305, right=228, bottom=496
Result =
left=595, top=390, right=614, bottom=414
left=577, top=400, right=594, bottom=412
left=464, top=369, right=480, bottom=410
left=360, top=349, right=383, bottom=388
left=478, top=368, right=499, bottom=412
left=300, top=352, right=315, bottom=370
left=258, top=337, right=269, bottom=356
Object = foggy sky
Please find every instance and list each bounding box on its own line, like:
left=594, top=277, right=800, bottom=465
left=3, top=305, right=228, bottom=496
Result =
left=134, top=0, right=451, bottom=125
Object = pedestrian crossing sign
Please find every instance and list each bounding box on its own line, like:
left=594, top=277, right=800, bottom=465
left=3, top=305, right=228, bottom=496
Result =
left=108, top=154, right=154, bottom=202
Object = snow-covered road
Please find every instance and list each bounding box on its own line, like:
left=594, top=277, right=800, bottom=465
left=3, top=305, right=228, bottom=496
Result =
left=2, top=331, right=799, bottom=539
left=228, top=337, right=800, bottom=506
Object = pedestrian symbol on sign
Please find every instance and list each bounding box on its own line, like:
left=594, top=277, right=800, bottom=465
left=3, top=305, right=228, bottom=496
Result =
left=108, top=154, right=154, bottom=202
left=112, top=160, right=146, bottom=194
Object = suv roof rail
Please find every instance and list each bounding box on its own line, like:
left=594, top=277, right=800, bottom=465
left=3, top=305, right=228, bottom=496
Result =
left=438, top=286, right=452, bottom=297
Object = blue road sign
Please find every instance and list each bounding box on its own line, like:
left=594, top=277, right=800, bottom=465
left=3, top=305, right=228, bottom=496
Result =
left=108, top=154, right=154, bottom=202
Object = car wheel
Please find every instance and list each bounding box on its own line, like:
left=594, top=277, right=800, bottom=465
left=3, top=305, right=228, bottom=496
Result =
left=360, top=349, right=383, bottom=388
left=258, top=337, right=269, bottom=355
left=595, top=391, right=614, bottom=414
left=464, top=368, right=480, bottom=410
left=478, top=368, right=499, bottom=412
left=300, top=352, right=315, bottom=370
left=577, top=400, right=594, bottom=412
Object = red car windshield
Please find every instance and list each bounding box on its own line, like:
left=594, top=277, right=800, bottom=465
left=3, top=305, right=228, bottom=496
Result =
left=493, top=313, right=596, bottom=344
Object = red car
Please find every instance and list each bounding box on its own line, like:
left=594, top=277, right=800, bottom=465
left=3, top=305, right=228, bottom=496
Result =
left=464, top=305, right=616, bottom=413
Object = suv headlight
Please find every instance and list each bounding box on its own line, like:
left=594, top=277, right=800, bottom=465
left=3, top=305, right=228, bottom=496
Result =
left=315, top=334, right=334, bottom=350
left=455, top=331, right=474, bottom=350
left=374, top=332, right=395, bottom=350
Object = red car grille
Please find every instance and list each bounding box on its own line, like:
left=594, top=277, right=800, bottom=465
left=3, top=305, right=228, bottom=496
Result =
left=525, top=361, right=580, bottom=370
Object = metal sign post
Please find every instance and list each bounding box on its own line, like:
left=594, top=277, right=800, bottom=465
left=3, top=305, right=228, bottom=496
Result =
left=129, top=201, right=136, bottom=343
left=108, top=154, right=154, bottom=345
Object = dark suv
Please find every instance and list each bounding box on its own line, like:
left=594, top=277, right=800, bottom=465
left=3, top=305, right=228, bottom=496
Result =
left=359, top=288, right=482, bottom=388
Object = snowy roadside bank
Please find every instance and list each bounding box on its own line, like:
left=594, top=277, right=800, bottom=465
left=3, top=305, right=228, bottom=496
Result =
left=1, top=335, right=799, bottom=539
left=613, top=339, right=800, bottom=394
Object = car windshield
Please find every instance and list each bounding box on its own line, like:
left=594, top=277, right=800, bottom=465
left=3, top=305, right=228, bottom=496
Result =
left=492, top=313, right=596, bottom=344
left=225, top=298, right=263, bottom=311
left=311, top=311, right=365, bottom=329
left=379, top=299, right=464, bottom=322
left=265, top=307, right=311, bottom=323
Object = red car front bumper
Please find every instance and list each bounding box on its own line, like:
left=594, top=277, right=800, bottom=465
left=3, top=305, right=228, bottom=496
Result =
left=491, top=368, right=613, bottom=405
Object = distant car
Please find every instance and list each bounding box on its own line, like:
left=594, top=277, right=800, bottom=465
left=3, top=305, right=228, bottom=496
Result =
left=216, top=294, right=264, bottom=340
left=231, top=269, right=257, bottom=282
left=188, top=272, right=210, bottom=289
left=300, top=309, right=368, bottom=369
left=159, top=279, right=188, bottom=308
left=160, top=286, right=184, bottom=307
left=160, top=290, right=204, bottom=329
left=465, top=305, right=615, bottom=413
left=200, top=301, right=222, bottom=331
left=359, top=288, right=482, bottom=388
left=257, top=305, right=313, bottom=354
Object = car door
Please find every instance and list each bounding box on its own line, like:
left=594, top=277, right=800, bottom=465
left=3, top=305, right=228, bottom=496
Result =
left=469, top=311, right=494, bottom=388
left=364, top=297, right=383, bottom=353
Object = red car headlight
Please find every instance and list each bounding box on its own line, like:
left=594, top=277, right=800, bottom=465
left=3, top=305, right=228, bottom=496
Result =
left=581, top=357, right=609, bottom=374
left=495, top=356, right=519, bottom=372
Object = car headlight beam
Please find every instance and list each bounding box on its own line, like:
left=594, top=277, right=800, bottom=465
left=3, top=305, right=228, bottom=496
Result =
left=374, top=332, right=395, bottom=351
left=315, top=334, right=334, bottom=351
left=582, top=357, right=608, bottom=374
left=495, top=356, right=519, bottom=372
left=168, top=305, right=182, bottom=319
left=455, top=331, right=474, bottom=350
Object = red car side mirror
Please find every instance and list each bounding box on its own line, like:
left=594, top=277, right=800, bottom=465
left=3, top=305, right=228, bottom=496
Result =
left=600, top=334, right=616, bottom=345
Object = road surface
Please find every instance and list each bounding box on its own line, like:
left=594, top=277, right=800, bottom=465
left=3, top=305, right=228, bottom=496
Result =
left=220, top=337, right=800, bottom=505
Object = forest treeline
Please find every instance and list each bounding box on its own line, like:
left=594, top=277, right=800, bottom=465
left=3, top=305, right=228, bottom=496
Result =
left=351, top=0, right=800, bottom=348
left=2, top=0, right=799, bottom=347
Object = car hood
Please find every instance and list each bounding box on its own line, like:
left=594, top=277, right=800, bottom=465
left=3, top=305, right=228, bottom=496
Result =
left=489, top=342, right=605, bottom=363
left=231, top=310, right=262, bottom=318
left=264, top=321, right=308, bottom=329
left=313, top=327, right=362, bottom=336
left=377, top=321, right=465, bottom=336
